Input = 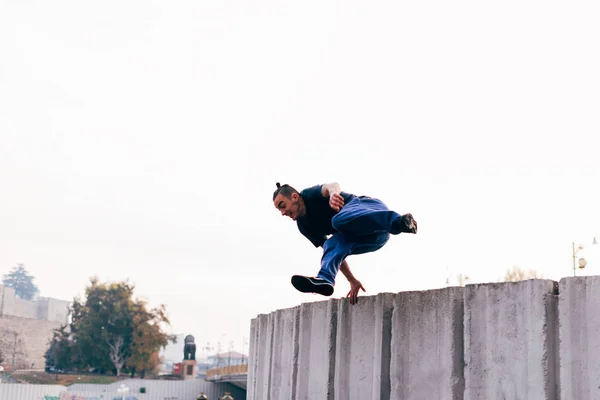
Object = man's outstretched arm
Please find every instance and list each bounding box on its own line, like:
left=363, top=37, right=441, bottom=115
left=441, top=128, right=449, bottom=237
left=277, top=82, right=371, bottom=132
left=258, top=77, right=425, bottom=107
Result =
left=339, top=260, right=365, bottom=304
left=321, top=183, right=344, bottom=211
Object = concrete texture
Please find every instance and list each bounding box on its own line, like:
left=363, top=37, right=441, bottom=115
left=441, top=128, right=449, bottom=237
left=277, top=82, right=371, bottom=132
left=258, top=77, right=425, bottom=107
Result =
left=0, top=285, right=70, bottom=324
left=391, top=287, right=464, bottom=400
left=0, top=315, right=64, bottom=369
left=247, top=312, right=273, bottom=400
left=268, top=306, right=298, bottom=399
left=0, top=285, right=70, bottom=369
left=464, top=279, right=558, bottom=400
left=559, top=276, right=600, bottom=400
left=248, top=277, right=600, bottom=400
left=295, top=300, right=338, bottom=400
left=334, top=293, right=394, bottom=400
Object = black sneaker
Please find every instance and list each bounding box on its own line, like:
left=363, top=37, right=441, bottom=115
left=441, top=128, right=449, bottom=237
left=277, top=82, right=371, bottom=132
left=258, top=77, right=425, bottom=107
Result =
left=291, top=275, right=334, bottom=296
left=391, top=213, right=417, bottom=234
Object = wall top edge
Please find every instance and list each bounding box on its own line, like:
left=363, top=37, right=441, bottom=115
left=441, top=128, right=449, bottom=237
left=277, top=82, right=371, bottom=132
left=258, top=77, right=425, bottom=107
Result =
left=249, top=278, right=597, bottom=319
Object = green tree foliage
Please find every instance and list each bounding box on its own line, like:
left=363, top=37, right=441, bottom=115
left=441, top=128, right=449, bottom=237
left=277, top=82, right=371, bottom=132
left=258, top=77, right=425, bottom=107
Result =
left=2, top=264, right=39, bottom=300
left=44, top=325, right=72, bottom=371
left=69, top=278, right=136, bottom=375
left=45, top=278, right=172, bottom=376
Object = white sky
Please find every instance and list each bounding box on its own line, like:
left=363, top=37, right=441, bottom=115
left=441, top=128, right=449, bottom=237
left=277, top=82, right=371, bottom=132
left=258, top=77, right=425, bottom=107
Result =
left=1, top=0, right=599, bottom=355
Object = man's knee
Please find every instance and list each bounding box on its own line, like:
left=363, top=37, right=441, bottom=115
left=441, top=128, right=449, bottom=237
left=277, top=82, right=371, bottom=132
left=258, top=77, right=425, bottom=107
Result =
left=352, top=233, right=390, bottom=255
left=331, top=213, right=343, bottom=232
left=331, top=208, right=362, bottom=232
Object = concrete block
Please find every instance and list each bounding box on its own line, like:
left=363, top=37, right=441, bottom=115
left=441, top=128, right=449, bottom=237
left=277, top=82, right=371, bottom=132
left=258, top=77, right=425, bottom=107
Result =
left=390, top=286, right=465, bottom=400
left=295, top=299, right=338, bottom=400
left=247, top=313, right=273, bottom=400
left=268, top=306, right=299, bottom=399
left=247, top=317, right=258, bottom=398
left=334, top=293, right=394, bottom=400
left=559, top=276, right=600, bottom=400
left=464, top=279, right=558, bottom=400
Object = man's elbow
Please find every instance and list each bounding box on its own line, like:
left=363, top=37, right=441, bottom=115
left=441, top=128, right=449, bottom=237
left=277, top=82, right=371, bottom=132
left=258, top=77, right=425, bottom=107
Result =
left=322, top=182, right=340, bottom=196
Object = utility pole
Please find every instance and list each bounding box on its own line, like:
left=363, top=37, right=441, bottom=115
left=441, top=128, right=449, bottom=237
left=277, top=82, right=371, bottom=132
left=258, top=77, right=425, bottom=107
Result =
left=7, top=330, right=24, bottom=371
left=0, top=285, right=5, bottom=317
left=11, top=331, right=17, bottom=370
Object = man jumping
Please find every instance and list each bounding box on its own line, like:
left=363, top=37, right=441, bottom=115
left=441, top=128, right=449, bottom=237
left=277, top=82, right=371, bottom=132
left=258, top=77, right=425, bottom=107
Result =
left=273, top=182, right=417, bottom=304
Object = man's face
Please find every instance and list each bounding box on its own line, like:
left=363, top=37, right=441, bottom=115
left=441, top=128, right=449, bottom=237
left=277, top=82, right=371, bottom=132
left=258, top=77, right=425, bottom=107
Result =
left=274, top=192, right=302, bottom=221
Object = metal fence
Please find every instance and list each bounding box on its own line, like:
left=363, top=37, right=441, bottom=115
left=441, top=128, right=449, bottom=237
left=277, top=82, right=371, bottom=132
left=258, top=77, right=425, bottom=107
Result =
left=0, top=379, right=245, bottom=400
left=0, top=383, right=65, bottom=399
left=205, top=366, right=247, bottom=380
left=67, top=379, right=245, bottom=399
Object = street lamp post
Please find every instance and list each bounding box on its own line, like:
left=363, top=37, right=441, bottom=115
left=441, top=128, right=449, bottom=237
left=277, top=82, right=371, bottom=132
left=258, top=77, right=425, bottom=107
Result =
left=573, top=242, right=583, bottom=276
left=572, top=237, right=598, bottom=276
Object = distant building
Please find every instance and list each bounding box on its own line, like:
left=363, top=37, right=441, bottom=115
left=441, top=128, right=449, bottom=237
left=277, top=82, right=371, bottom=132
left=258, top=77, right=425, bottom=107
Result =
left=158, top=336, right=248, bottom=375
left=0, top=285, right=70, bottom=370
left=207, top=351, right=248, bottom=368
left=159, top=333, right=186, bottom=363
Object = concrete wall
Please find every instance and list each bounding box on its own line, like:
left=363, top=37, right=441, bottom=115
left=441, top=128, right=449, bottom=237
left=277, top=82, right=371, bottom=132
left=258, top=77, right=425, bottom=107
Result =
left=46, top=298, right=71, bottom=324
left=0, top=315, right=63, bottom=369
left=391, top=287, right=464, bottom=400
left=0, top=285, right=70, bottom=369
left=248, top=277, right=599, bottom=400
left=0, top=285, right=38, bottom=319
left=464, top=279, right=558, bottom=400
left=0, top=285, right=70, bottom=324
left=559, top=276, right=600, bottom=400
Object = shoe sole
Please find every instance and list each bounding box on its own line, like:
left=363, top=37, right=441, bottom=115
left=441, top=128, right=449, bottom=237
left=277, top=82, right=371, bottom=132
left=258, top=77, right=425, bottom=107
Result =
left=291, top=275, right=334, bottom=296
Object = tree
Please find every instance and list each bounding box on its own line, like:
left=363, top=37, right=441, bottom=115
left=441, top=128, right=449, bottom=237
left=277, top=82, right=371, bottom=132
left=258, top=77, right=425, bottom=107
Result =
left=504, top=266, right=542, bottom=282
left=0, top=337, right=5, bottom=365
left=45, top=325, right=72, bottom=371
left=2, top=264, right=39, bottom=300
left=108, top=336, right=126, bottom=377
left=48, top=277, right=173, bottom=376
left=126, top=302, right=171, bottom=378
left=69, top=278, right=137, bottom=375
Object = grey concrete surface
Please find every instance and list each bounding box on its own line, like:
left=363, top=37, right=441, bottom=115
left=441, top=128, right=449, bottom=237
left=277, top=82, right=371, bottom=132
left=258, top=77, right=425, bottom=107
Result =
left=464, top=279, right=558, bottom=400
left=247, top=312, right=273, bottom=400
left=295, top=300, right=338, bottom=400
left=334, top=293, right=394, bottom=400
left=391, top=287, right=464, bottom=400
left=248, top=278, right=600, bottom=400
left=268, top=305, right=298, bottom=399
left=559, top=276, right=600, bottom=400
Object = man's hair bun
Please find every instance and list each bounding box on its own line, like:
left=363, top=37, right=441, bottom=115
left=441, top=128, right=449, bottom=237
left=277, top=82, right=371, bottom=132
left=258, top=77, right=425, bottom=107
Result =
left=272, top=182, right=299, bottom=200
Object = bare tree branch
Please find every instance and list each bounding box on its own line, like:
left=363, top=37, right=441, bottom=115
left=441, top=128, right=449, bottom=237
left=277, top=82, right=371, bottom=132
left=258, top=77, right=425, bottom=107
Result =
left=504, top=266, right=542, bottom=282
left=108, top=336, right=126, bottom=376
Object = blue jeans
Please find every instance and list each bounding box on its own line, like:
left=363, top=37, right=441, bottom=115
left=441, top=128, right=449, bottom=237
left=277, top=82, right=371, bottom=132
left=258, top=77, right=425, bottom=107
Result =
left=316, top=197, right=402, bottom=284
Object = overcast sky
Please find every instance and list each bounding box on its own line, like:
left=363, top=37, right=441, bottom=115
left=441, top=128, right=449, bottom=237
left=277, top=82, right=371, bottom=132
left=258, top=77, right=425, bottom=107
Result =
left=1, top=0, right=599, bottom=355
